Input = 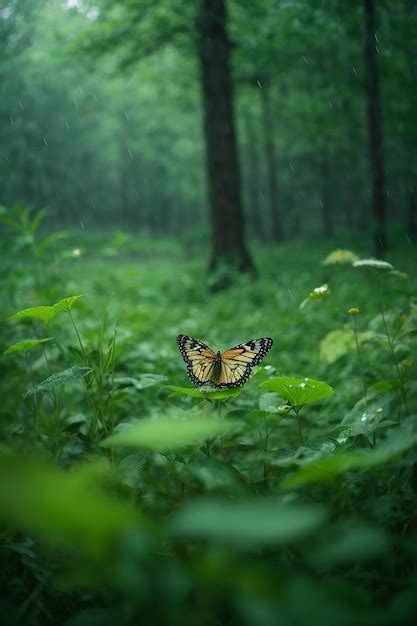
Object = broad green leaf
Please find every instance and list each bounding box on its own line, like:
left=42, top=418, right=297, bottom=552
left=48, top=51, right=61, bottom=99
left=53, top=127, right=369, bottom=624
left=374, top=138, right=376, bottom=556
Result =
left=353, top=258, right=394, bottom=271
left=26, top=367, right=93, bottom=396
left=320, top=329, right=375, bottom=364
left=280, top=426, right=417, bottom=490
left=0, top=454, right=139, bottom=557
left=167, top=385, right=241, bottom=401
left=171, top=497, right=326, bottom=547
left=3, top=337, right=52, bottom=355
left=9, top=305, right=57, bottom=325
left=8, top=294, right=85, bottom=325
left=52, top=294, right=86, bottom=314
left=259, top=377, right=334, bottom=407
left=322, top=249, right=359, bottom=265
left=102, top=416, right=238, bottom=452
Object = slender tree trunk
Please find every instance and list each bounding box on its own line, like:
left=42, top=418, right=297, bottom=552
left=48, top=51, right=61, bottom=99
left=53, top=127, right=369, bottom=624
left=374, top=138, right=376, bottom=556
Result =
left=243, top=111, right=264, bottom=240
left=362, top=0, right=387, bottom=255
left=320, top=152, right=333, bottom=237
left=408, top=187, right=417, bottom=238
left=196, top=0, right=254, bottom=280
left=260, top=84, right=283, bottom=242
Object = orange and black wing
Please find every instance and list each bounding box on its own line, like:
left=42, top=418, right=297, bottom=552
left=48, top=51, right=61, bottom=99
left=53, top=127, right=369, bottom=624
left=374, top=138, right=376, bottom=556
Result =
left=177, top=334, right=216, bottom=386
left=218, top=337, right=273, bottom=388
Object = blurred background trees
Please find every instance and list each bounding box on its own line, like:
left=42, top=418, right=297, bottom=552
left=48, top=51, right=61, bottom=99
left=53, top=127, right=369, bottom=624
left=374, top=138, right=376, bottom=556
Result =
left=0, top=0, right=416, bottom=259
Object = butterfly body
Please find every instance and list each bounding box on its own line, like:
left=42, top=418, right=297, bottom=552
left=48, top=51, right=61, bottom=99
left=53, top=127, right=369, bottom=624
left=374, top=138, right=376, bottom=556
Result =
left=177, top=335, right=273, bottom=388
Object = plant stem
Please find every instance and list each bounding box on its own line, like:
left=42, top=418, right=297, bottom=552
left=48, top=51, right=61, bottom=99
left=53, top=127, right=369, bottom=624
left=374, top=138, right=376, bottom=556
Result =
left=294, top=408, right=305, bottom=446
left=352, top=316, right=368, bottom=412
left=378, top=279, right=409, bottom=417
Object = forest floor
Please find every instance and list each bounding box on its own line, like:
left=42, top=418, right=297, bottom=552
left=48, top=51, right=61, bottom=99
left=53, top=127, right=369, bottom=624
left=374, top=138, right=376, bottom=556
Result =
left=1, top=227, right=417, bottom=626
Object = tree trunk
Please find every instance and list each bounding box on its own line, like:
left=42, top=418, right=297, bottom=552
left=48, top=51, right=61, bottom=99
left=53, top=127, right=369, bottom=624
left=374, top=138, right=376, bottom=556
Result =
left=260, top=83, right=283, bottom=242
left=196, top=0, right=254, bottom=281
left=408, top=188, right=417, bottom=238
left=362, top=0, right=387, bottom=256
left=243, top=111, right=264, bottom=240
left=320, top=152, right=333, bottom=237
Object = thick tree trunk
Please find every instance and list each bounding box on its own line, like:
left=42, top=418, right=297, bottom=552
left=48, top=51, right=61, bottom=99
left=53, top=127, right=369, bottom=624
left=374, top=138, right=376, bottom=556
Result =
left=363, top=0, right=387, bottom=256
left=260, top=84, right=283, bottom=242
left=196, top=0, right=254, bottom=280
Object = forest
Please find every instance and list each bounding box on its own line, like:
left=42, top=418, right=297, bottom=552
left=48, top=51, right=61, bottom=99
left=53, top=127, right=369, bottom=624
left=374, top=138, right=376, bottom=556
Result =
left=1, top=1, right=417, bottom=625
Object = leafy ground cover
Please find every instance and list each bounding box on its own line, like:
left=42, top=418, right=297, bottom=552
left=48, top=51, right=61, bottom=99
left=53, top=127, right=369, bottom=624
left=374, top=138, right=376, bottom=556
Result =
left=1, top=219, right=417, bottom=626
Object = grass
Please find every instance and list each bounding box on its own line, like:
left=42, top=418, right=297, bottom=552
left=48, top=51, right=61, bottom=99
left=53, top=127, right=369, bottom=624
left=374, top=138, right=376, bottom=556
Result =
left=0, top=221, right=417, bottom=626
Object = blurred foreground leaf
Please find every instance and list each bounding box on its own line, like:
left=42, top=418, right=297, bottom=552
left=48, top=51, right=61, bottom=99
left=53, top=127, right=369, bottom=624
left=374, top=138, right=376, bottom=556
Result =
left=171, top=497, right=326, bottom=547
left=0, top=454, right=139, bottom=558
left=260, top=377, right=334, bottom=407
left=102, top=416, right=238, bottom=452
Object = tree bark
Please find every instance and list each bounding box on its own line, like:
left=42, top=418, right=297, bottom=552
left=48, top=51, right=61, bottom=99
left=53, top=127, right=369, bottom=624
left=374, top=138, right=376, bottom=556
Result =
left=362, top=0, right=387, bottom=256
left=260, top=83, right=283, bottom=242
left=320, top=151, right=333, bottom=237
left=408, top=188, right=417, bottom=238
left=196, top=0, right=254, bottom=280
left=243, top=111, right=264, bottom=240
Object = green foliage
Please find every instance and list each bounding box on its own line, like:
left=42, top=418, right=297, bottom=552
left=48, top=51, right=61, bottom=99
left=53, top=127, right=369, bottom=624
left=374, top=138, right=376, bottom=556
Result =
left=9, top=294, right=85, bottom=325
left=322, top=249, right=360, bottom=265
left=1, top=220, right=417, bottom=626
left=320, top=328, right=375, bottom=364
left=0, top=454, right=138, bottom=559
left=171, top=498, right=326, bottom=547
left=167, top=385, right=242, bottom=401
left=27, top=366, right=93, bottom=396
left=3, top=337, right=52, bottom=355
left=260, top=376, right=334, bottom=408
left=102, top=415, right=238, bottom=452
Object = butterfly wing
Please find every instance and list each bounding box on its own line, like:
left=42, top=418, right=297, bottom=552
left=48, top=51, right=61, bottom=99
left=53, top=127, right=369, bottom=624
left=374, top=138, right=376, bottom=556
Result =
left=176, top=334, right=217, bottom=386
left=218, top=337, right=273, bottom=388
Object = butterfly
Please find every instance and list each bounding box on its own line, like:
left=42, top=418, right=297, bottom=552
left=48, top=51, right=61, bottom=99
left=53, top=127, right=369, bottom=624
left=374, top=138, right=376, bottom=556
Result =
left=177, top=335, right=273, bottom=388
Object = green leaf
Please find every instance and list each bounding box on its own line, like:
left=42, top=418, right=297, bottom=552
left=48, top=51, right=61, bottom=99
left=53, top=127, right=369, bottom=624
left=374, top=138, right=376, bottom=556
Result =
left=8, top=294, right=85, bottom=325
left=322, top=249, right=359, bottom=265
left=320, top=329, right=375, bottom=364
left=9, top=305, right=57, bottom=325
left=310, top=521, right=388, bottom=568
left=115, top=374, right=168, bottom=390
left=37, top=230, right=70, bottom=256
left=171, top=497, right=326, bottom=547
left=370, top=380, right=400, bottom=394
left=280, top=426, right=417, bottom=490
left=52, top=294, right=86, bottom=314
left=3, top=337, right=52, bottom=355
left=353, top=258, right=394, bottom=271
left=0, top=454, right=139, bottom=557
left=167, top=385, right=241, bottom=401
left=101, top=416, right=238, bottom=452
left=259, top=377, right=334, bottom=407
left=26, top=367, right=93, bottom=396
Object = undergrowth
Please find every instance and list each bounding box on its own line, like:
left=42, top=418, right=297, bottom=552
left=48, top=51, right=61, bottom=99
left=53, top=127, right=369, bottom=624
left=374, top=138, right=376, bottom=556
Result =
left=0, top=211, right=416, bottom=626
